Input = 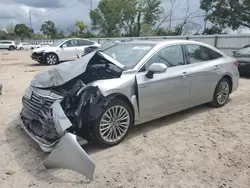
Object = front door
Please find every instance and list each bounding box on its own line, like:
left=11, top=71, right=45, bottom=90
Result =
left=136, top=44, right=191, bottom=119
left=184, top=44, right=223, bottom=103
left=59, top=39, right=78, bottom=61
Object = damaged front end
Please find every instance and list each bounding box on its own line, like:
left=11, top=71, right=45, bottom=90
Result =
left=20, top=51, right=125, bottom=179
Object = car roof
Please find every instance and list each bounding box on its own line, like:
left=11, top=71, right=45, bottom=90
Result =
left=123, top=39, right=205, bottom=45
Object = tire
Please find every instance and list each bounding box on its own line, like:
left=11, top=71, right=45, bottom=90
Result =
left=45, top=53, right=59, bottom=65
left=20, top=47, right=24, bottom=50
left=211, top=77, right=231, bottom=107
left=92, top=99, right=134, bottom=148
left=9, top=46, right=15, bottom=51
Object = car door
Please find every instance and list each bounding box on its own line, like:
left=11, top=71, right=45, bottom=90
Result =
left=136, top=44, right=191, bottom=119
left=0, top=41, right=3, bottom=49
left=184, top=44, right=223, bottom=103
left=77, top=39, right=95, bottom=57
left=59, top=39, right=78, bottom=61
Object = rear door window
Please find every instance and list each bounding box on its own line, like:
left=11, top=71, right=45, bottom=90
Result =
left=185, top=44, right=222, bottom=64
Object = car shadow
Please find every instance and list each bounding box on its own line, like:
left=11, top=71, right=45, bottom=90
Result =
left=4, top=102, right=219, bottom=183
left=26, top=63, right=47, bottom=67
left=83, top=103, right=214, bottom=155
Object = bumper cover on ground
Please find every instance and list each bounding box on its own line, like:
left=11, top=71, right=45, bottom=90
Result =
left=20, top=101, right=95, bottom=180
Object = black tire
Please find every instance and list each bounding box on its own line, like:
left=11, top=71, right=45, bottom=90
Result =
left=44, top=53, right=59, bottom=65
left=92, top=99, right=134, bottom=148
left=9, top=46, right=15, bottom=51
left=20, top=47, right=24, bottom=50
left=211, top=77, right=231, bottom=107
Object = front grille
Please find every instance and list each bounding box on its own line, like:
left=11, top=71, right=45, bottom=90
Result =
left=22, top=91, right=56, bottom=117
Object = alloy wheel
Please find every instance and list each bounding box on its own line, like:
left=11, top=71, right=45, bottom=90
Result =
left=216, top=81, right=229, bottom=105
left=46, top=54, right=57, bottom=65
left=99, top=105, right=130, bottom=143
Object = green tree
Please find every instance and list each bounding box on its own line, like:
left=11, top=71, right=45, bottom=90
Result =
left=0, top=30, right=8, bottom=40
left=142, top=0, right=164, bottom=25
left=14, top=24, right=33, bottom=40
left=90, top=0, right=165, bottom=37
left=75, top=20, right=88, bottom=35
left=202, top=26, right=224, bottom=35
left=40, top=20, right=57, bottom=38
left=90, top=0, right=124, bottom=36
left=201, top=0, right=250, bottom=30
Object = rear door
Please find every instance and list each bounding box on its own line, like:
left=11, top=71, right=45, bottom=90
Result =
left=77, top=39, right=95, bottom=57
left=184, top=44, right=223, bottom=103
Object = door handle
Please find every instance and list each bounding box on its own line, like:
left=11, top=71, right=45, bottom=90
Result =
left=181, top=72, right=189, bottom=77
left=214, top=65, right=220, bottom=70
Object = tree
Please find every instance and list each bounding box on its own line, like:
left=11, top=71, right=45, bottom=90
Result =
left=202, top=26, right=224, bottom=35
left=142, top=0, right=164, bottom=25
left=0, top=30, right=8, bottom=40
left=90, top=0, right=165, bottom=37
left=6, top=24, right=15, bottom=34
left=14, top=24, right=33, bottom=40
left=40, top=20, right=57, bottom=38
left=90, top=0, right=124, bottom=37
left=201, top=0, right=250, bottom=30
left=75, top=20, right=88, bottom=34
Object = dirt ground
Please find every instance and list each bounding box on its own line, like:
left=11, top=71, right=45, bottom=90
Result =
left=0, top=51, right=250, bottom=188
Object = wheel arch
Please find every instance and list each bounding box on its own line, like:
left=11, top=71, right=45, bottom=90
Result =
left=221, top=75, right=233, bottom=93
left=108, top=93, right=135, bottom=120
left=44, top=52, right=60, bottom=63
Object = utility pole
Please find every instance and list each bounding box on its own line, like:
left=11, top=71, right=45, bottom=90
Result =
left=89, top=0, right=93, bottom=32
left=29, top=10, right=32, bottom=29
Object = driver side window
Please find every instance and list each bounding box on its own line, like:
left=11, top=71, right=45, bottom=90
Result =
left=63, top=39, right=77, bottom=47
left=142, top=45, right=184, bottom=71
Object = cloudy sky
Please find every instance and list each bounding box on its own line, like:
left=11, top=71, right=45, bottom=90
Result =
left=0, top=0, right=204, bottom=33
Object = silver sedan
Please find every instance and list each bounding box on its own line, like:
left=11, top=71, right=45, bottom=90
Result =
left=20, top=40, right=239, bottom=179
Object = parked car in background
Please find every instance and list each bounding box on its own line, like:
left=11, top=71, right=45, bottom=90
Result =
left=233, top=46, right=250, bottom=75
left=0, top=40, right=16, bottom=50
left=21, top=40, right=239, bottom=179
left=16, top=43, right=39, bottom=50
left=31, top=38, right=100, bottom=65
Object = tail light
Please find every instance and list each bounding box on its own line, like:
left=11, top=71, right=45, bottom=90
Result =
left=234, top=61, right=238, bottom=67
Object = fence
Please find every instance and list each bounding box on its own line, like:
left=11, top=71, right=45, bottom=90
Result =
left=22, top=34, right=250, bottom=56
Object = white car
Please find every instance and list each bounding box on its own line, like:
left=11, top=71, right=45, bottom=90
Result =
left=31, top=38, right=101, bottom=65
left=0, top=40, right=16, bottom=50
left=17, top=43, right=41, bottom=50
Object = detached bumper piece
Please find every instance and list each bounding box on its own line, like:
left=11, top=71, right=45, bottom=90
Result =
left=21, top=97, right=95, bottom=179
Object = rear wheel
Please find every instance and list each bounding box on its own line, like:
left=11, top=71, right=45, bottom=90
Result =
left=20, top=47, right=24, bottom=50
left=9, top=46, right=15, bottom=51
left=211, top=78, right=230, bottom=107
left=92, top=99, right=134, bottom=147
left=45, top=53, right=59, bottom=65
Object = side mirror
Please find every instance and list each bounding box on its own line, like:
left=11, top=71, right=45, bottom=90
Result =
left=146, top=63, right=167, bottom=79
left=61, top=44, right=67, bottom=48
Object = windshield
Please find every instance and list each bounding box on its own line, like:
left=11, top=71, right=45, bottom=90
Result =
left=102, top=43, right=155, bottom=69
left=50, top=39, right=67, bottom=47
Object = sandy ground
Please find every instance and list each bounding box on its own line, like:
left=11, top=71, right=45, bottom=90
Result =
left=0, top=51, right=250, bottom=188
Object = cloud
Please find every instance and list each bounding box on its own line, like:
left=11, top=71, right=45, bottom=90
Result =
left=11, top=0, right=64, bottom=8
left=0, top=0, right=203, bottom=33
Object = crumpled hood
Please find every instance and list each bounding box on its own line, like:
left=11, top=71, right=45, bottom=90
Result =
left=30, top=51, right=124, bottom=88
left=32, top=46, right=57, bottom=53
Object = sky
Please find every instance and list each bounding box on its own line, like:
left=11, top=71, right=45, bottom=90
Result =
left=0, top=0, right=205, bottom=33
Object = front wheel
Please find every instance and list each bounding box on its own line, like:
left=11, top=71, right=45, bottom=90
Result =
left=211, top=78, right=230, bottom=107
left=92, top=99, right=134, bottom=147
left=45, top=53, right=59, bottom=65
left=9, top=46, right=15, bottom=51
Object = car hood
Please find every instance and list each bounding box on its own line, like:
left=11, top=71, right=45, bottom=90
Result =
left=32, top=46, right=57, bottom=53
left=30, top=51, right=125, bottom=88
